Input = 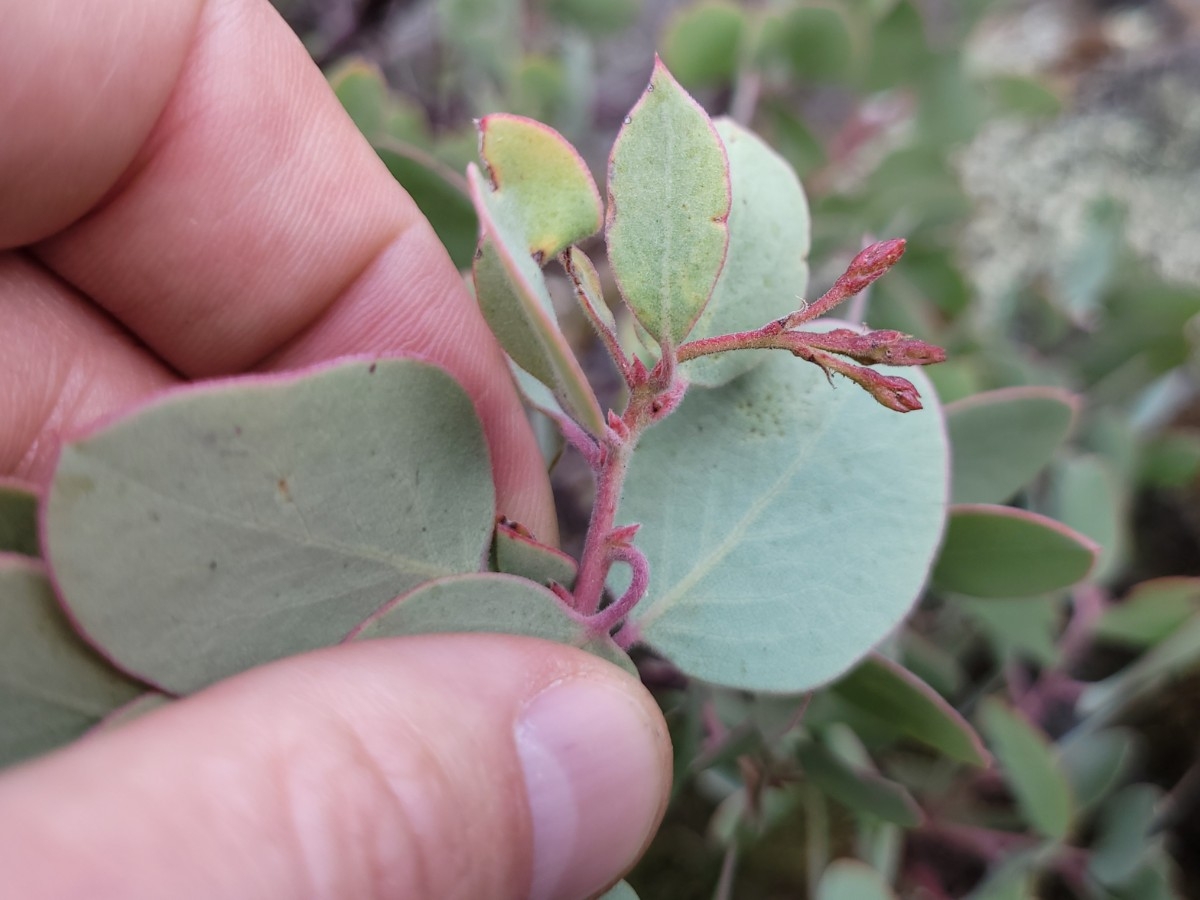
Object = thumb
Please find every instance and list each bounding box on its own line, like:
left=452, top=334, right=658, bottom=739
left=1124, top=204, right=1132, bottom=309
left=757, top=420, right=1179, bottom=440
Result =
left=0, top=635, right=671, bottom=900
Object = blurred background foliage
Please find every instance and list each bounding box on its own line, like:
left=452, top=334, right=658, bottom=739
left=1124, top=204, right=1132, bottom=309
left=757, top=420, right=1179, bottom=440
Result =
left=270, top=1, right=1200, bottom=896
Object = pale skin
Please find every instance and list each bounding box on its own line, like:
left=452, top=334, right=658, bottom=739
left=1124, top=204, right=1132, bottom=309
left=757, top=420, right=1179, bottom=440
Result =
left=0, top=1, right=671, bottom=897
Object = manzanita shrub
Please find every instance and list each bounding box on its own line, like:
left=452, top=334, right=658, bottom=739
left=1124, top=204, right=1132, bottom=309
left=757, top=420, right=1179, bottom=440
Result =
left=1, top=58, right=957, bottom=890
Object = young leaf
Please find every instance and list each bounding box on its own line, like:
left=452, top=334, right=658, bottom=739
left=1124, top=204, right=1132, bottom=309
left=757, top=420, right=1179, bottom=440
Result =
left=606, top=57, right=732, bottom=348
left=477, top=114, right=602, bottom=259
left=0, top=556, right=143, bottom=767
left=932, top=505, right=1099, bottom=598
left=562, top=245, right=617, bottom=336
left=44, top=359, right=495, bottom=694
left=816, top=859, right=898, bottom=900
left=978, top=698, right=1075, bottom=840
left=493, top=519, right=578, bottom=589
left=469, top=166, right=607, bottom=435
left=798, top=737, right=924, bottom=827
left=624, top=347, right=948, bottom=693
left=946, top=387, right=1079, bottom=505
left=681, top=118, right=811, bottom=388
left=830, top=654, right=988, bottom=766
left=346, top=573, right=633, bottom=675
left=0, top=478, right=39, bottom=557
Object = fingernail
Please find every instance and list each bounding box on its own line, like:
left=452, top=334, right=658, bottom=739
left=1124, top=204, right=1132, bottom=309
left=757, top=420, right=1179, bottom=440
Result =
left=515, top=677, right=668, bottom=900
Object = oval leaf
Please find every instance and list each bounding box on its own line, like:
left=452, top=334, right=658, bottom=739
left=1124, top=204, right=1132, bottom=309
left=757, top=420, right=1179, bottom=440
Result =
left=44, top=359, right=495, bottom=694
left=831, top=654, right=988, bottom=766
left=347, top=573, right=633, bottom=675
left=478, top=114, right=602, bottom=259
left=625, top=348, right=948, bottom=692
left=606, top=57, right=731, bottom=348
left=470, top=165, right=607, bottom=435
left=817, top=859, right=898, bottom=900
left=946, top=387, right=1078, bottom=505
left=933, top=505, right=1098, bottom=598
left=0, top=556, right=143, bottom=767
left=681, top=118, right=811, bottom=388
left=978, top=698, right=1074, bottom=840
left=0, top=478, right=39, bottom=557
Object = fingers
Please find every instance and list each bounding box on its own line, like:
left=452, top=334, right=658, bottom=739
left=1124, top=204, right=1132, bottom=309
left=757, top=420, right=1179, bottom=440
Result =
left=1, top=0, right=557, bottom=535
left=0, top=0, right=203, bottom=248
left=0, top=255, right=174, bottom=481
left=0, top=636, right=671, bottom=900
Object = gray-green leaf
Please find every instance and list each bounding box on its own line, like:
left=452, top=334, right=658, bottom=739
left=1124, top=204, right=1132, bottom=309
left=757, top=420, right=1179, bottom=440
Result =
left=625, top=348, right=948, bottom=692
left=44, top=359, right=495, bottom=694
left=0, top=557, right=143, bottom=767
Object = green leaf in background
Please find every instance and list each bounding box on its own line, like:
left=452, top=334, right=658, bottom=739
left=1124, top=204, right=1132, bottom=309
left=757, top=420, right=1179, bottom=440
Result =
left=541, top=0, right=641, bottom=34
left=45, top=359, right=495, bottom=694
left=377, top=144, right=478, bottom=270
left=328, top=58, right=389, bottom=141
left=469, top=166, right=607, bottom=435
left=1093, top=577, right=1200, bottom=647
left=831, top=654, right=988, bottom=766
left=477, top=114, right=602, bottom=259
left=945, top=386, right=1078, bottom=505
left=798, top=736, right=923, bottom=827
left=1053, top=454, right=1125, bottom=583
left=596, top=880, right=640, bottom=900
left=1138, top=429, right=1200, bottom=488
left=1080, top=614, right=1200, bottom=720
left=957, top=596, right=1060, bottom=666
left=0, top=557, right=143, bottom=767
left=606, top=57, right=731, bottom=348
left=436, top=0, right=521, bottom=89
left=932, top=505, right=1098, bottom=598
left=680, top=118, right=811, bottom=388
left=759, top=5, right=858, bottom=84
left=816, top=859, right=898, bottom=900
left=978, top=698, right=1074, bottom=840
left=624, top=348, right=948, bottom=692
left=347, top=573, right=633, bottom=675
left=1089, top=784, right=1162, bottom=887
left=660, top=2, right=746, bottom=88
left=0, top=479, right=39, bottom=557
left=1060, top=727, right=1137, bottom=812
left=984, top=75, right=1063, bottom=120
left=493, top=519, right=577, bottom=589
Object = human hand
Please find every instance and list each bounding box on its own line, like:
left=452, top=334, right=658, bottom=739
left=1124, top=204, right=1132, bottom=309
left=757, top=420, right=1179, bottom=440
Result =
left=0, top=2, right=671, bottom=897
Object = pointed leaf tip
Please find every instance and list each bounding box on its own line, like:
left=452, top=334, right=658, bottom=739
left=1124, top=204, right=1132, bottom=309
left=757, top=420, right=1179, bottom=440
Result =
left=606, top=59, right=731, bottom=347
